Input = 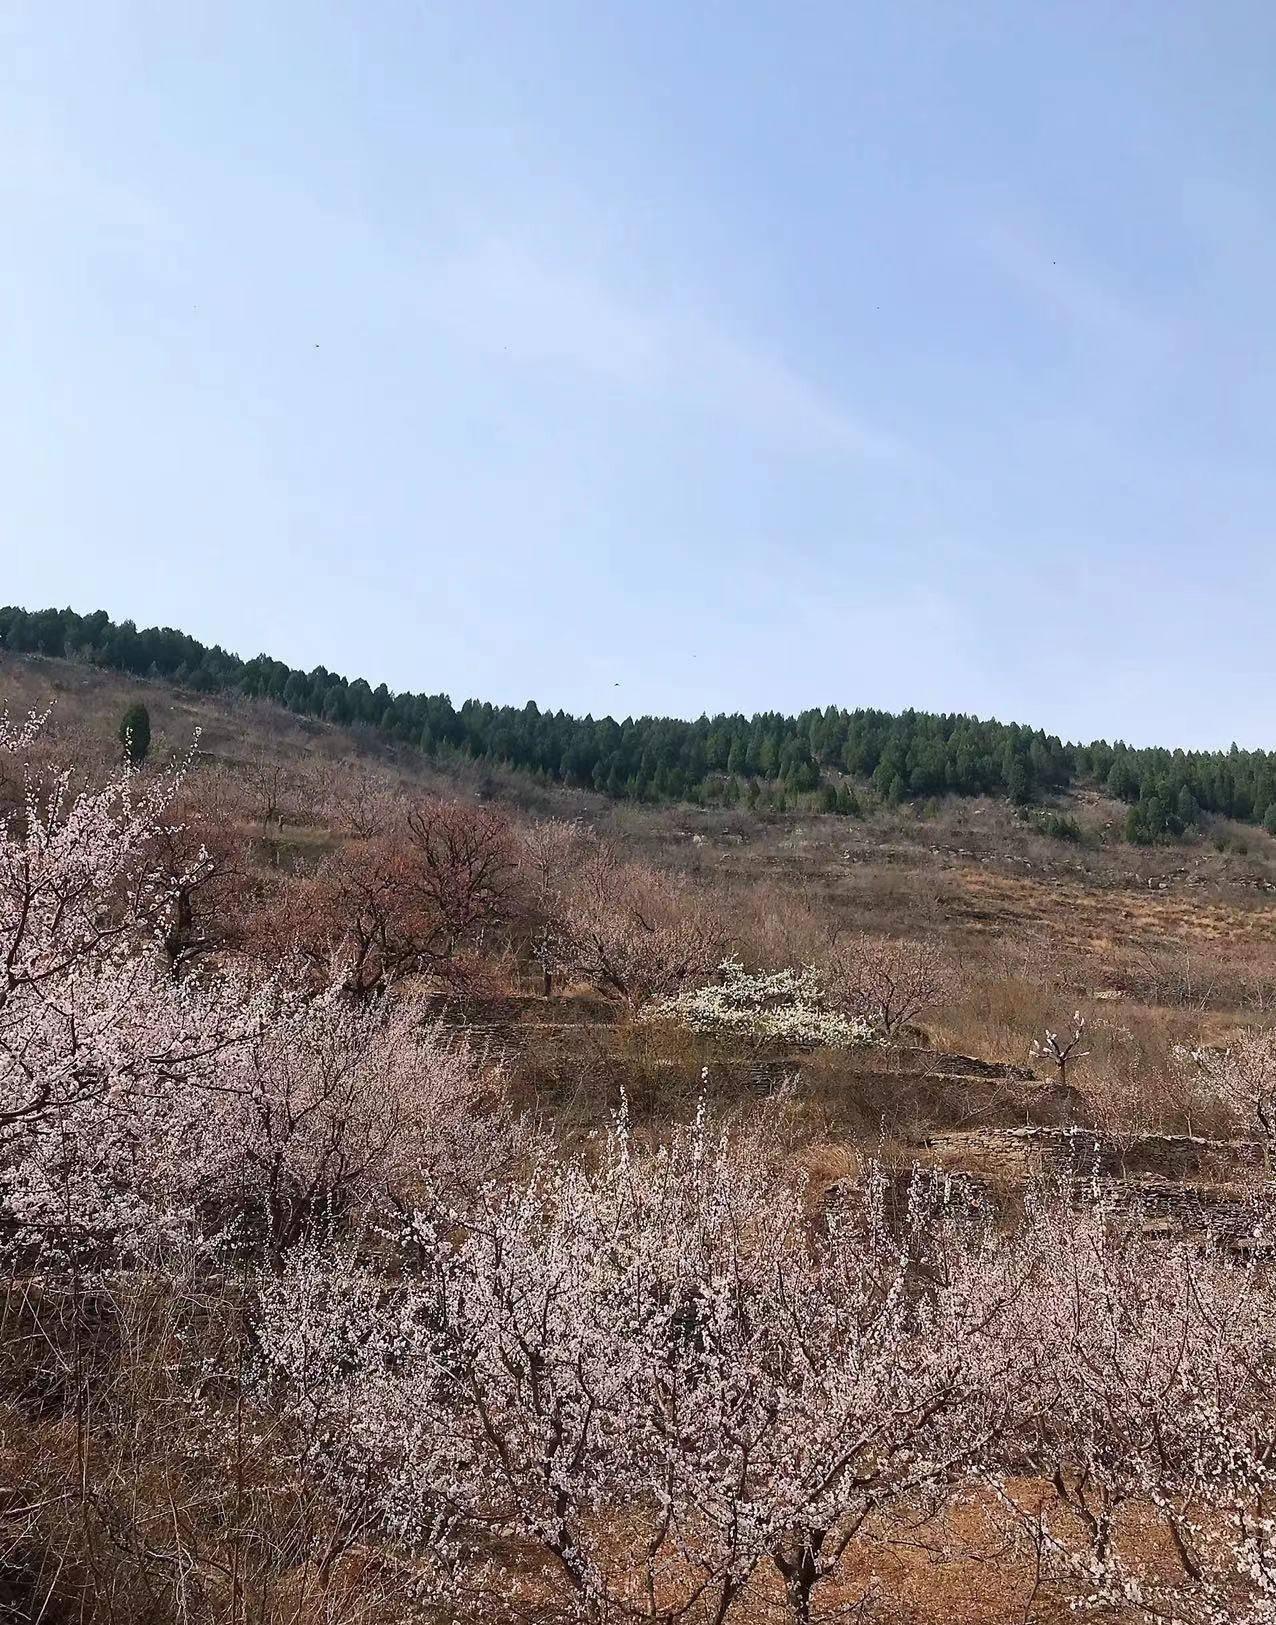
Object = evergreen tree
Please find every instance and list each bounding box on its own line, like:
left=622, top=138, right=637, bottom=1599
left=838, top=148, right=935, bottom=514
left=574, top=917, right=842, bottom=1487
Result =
left=1126, top=801, right=1153, bottom=845
left=282, top=671, right=312, bottom=712
left=1127, top=792, right=1173, bottom=845
left=118, top=702, right=151, bottom=764
left=11, top=598, right=1276, bottom=828
left=1176, top=785, right=1201, bottom=829
left=1106, top=757, right=1139, bottom=802
left=1004, top=754, right=1034, bottom=806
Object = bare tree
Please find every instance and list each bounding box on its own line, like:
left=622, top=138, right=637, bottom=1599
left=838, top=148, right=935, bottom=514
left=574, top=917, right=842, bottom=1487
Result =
left=552, top=845, right=723, bottom=1012
left=401, top=796, right=518, bottom=959
left=825, top=933, right=956, bottom=1039
left=251, top=798, right=518, bottom=1001
left=240, top=757, right=294, bottom=837
left=515, top=817, right=589, bottom=995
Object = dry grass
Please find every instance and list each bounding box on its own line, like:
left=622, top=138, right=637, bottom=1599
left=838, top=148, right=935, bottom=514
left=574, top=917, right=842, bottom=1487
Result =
left=11, top=643, right=1273, bottom=1154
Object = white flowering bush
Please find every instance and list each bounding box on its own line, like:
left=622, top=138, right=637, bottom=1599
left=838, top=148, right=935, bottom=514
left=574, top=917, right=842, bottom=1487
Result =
left=993, top=1191, right=1276, bottom=1625
left=646, top=957, right=876, bottom=1048
left=0, top=722, right=263, bottom=1266
left=256, top=1114, right=1021, bottom=1624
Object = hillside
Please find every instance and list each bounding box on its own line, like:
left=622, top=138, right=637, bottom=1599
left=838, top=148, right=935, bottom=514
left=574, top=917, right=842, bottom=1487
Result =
left=5, top=645, right=1276, bottom=1624
left=7, top=641, right=1276, bottom=1068
left=11, top=2, right=1276, bottom=1617
left=10, top=643, right=1276, bottom=939
left=5, top=602, right=1276, bottom=836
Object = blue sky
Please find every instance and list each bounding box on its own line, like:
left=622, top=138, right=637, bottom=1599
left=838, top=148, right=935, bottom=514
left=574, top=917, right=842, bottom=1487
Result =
left=3, top=2, right=1275, bottom=748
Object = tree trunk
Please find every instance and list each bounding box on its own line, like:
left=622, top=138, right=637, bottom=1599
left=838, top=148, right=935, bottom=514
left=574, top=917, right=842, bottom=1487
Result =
left=785, top=1565, right=817, bottom=1625
left=774, top=1542, right=821, bottom=1625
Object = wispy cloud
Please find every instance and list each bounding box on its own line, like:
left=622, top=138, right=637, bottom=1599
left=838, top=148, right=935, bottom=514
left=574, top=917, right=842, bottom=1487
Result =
left=425, top=240, right=662, bottom=387
left=3, top=131, right=900, bottom=462
left=420, top=238, right=901, bottom=460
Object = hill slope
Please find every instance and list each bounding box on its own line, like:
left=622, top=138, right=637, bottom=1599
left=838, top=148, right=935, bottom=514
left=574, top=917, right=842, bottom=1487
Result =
left=7, top=641, right=1276, bottom=1025
left=4, top=601, right=1275, bottom=835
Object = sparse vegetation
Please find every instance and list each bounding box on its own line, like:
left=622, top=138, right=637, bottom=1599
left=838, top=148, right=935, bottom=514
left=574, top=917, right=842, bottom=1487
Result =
left=4, top=649, right=1276, bottom=1624
left=1031, top=806, right=1083, bottom=841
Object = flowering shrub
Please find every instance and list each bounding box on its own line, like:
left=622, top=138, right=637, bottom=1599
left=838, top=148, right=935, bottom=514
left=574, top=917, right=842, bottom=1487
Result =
left=0, top=715, right=518, bottom=1272
left=256, top=1112, right=1021, bottom=1623
left=993, top=1190, right=1276, bottom=1625
left=540, top=843, right=723, bottom=1011
left=647, top=957, right=876, bottom=1047
left=0, top=727, right=259, bottom=1265
left=1177, top=1028, right=1276, bottom=1148
left=207, top=984, right=518, bottom=1264
left=825, top=933, right=955, bottom=1038
left=246, top=795, right=519, bottom=1000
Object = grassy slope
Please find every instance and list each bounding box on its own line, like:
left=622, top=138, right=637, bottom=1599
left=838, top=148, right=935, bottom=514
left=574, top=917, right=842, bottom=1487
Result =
left=0, top=647, right=603, bottom=818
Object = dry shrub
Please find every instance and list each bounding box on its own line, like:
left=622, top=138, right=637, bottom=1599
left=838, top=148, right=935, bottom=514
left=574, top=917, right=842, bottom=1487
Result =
left=930, top=970, right=1069, bottom=1069
left=317, top=758, right=403, bottom=840
left=1, top=1270, right=428, bottom=1625
left=1084, top=1040, right=1219, bottom=1147
left=718, top=879, right=840, bottom=970
left=550, top=845, right=724, bottom=1012
left=826, top=933, right=957, bottom=1039
left=245, top=797, right=519, bottom=998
